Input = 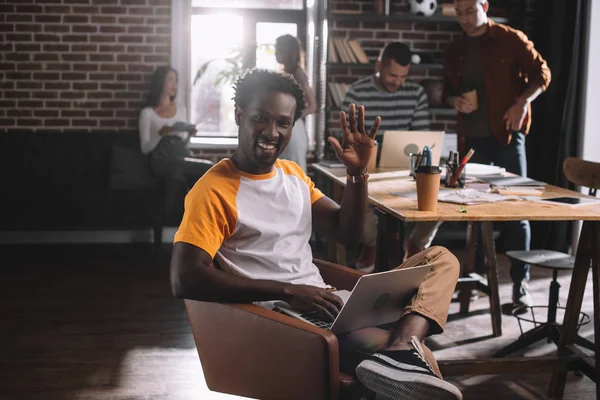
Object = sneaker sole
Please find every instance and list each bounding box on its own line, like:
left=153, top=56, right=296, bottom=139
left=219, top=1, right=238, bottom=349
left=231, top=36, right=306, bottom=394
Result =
left=356, top=360, right=462, bottom=400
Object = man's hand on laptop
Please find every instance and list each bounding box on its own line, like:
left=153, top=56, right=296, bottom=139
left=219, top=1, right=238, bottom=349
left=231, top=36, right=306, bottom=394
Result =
left=283, top=284, right=344, bottom=321
left=328, top=103, right=381, bottom=176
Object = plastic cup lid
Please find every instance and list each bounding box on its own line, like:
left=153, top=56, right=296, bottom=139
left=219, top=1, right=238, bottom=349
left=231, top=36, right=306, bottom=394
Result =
left=415, top=165, right=441, bottom=174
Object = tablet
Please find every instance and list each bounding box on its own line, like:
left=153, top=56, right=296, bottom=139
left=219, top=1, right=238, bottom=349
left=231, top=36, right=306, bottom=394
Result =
left=538, top=196, right=600, bottom=206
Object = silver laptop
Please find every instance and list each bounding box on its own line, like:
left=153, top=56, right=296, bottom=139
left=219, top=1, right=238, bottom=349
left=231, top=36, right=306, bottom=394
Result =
left=274, top=265, right=430, bottom=335
left=379, top=130, right=445, bottom=169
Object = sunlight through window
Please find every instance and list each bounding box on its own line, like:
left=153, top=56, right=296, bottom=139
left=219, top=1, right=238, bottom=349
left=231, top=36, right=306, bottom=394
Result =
left=190, top=14, right=243, bottom=136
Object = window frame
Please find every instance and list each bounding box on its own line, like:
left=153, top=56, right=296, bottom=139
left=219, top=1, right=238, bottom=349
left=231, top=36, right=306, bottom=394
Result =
left=189, top=6, right=307, bottom=137
left=191, top=7, right=306, bottom=72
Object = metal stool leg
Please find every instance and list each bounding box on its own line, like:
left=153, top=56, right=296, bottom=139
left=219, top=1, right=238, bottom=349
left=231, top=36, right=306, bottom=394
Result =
left=494, top=268, right=563, bottom=357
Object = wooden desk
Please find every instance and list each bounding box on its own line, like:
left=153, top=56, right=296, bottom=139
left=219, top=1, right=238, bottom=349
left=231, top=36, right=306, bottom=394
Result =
left=313, top=164, right=600, bottom=223
left=313, top=163, right=600, bottom=397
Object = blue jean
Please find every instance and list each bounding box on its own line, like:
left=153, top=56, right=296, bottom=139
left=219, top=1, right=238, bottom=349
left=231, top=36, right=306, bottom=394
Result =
left=408, top=133, right=531, bottom=284
left=466, top=133, right=531, bottom=283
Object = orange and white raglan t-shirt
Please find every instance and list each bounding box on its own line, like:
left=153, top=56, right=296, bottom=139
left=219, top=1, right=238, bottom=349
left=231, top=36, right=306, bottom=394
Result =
left=174, top=158, right=329, bottom=289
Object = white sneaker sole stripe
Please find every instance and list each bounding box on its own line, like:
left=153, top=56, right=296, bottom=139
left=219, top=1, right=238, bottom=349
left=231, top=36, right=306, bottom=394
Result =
left=371, top=353, right=432, bottom=374
left=356, top=360, right=463, bottom=400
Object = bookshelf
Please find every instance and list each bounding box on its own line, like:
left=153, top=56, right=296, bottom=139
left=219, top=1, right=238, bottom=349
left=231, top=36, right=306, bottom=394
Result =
left=327, top=12, right=509, bottom=24
left=316, top=1, right=470, bottom=159
left=327, top=62, right=443, bottom=70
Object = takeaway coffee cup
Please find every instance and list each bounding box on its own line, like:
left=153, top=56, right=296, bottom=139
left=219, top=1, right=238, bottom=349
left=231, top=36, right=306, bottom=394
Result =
left=415, top=165, right=442, bottom=211
left=460, top=82, right=478, bottom=111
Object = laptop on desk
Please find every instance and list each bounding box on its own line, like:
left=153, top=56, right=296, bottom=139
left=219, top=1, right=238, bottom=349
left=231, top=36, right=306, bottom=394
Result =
left=378, top=130, right=445, bottom=169
left=274, top=265, right=430, bottom=335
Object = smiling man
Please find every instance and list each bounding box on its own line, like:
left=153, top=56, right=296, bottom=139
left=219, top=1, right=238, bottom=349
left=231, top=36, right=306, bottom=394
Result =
left=170, top=69, right=462, bottom=399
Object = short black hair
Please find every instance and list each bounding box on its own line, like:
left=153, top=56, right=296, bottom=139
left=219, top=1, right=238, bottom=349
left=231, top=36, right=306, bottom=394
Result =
left=379, top=42, right=412, bottom=66
left=233, top=68, right=306, bottom=122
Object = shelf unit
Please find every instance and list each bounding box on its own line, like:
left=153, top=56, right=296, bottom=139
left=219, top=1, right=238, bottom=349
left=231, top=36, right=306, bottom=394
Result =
left=316, top=2, right=470, bottom=159
left=327, top=12, right=509, bottom=24
left=326, top=62, right=442, bottom=70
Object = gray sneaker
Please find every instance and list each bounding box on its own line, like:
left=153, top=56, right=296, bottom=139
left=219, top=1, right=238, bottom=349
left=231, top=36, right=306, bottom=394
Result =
left=355, top=336, right=462, bottom=399
left=512, top=282, right=533, bottom=308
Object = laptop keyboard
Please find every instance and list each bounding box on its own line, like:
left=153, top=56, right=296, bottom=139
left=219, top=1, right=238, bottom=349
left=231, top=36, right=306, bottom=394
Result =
left=300, top=311, right=333, bottom=330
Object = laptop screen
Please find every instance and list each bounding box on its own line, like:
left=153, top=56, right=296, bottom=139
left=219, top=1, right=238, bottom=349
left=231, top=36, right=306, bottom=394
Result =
left=379, top=130, right=446, bottom=169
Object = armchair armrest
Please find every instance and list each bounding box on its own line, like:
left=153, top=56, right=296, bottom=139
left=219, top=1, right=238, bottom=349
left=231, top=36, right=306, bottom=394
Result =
left=314, top=258, right=365, bottom=291
left=184, top=299, right=340, bottom=400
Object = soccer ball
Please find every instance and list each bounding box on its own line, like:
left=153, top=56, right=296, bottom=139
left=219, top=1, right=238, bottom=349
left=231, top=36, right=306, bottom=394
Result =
left=409, top=0, right=438, bottom=17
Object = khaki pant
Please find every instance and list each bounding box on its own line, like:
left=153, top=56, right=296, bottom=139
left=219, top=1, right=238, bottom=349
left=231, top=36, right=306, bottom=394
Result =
left=395, top=246, right=460, bottom=334
left=340, top=246, right=459, bottom=377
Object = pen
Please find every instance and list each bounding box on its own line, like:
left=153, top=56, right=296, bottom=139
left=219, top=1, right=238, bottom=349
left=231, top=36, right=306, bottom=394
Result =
left=449, top=148, right=475, bottom=187
left=422, top=146, right=432, bottom=166
left=459, top=148, right=475, bottom=166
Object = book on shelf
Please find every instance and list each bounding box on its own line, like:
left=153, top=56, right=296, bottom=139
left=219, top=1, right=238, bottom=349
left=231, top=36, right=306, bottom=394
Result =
left=328, top=82, right=350, bottom=109
left=329, top=39, right=369, bottom=64
left=328, top=38, right=338, bottom=63
left=334, top=38, right=353, bottom=63
left=327, top=83, right=338, bottom=107
left=348, top=40, right=369, bottom=63
left=441, top=4, right=457, bottom=16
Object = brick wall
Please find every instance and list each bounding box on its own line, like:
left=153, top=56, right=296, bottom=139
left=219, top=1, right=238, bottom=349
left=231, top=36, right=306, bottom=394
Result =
left=0, top=0, right=171, bottom=132
left=325, top=0, right=536, bottom=145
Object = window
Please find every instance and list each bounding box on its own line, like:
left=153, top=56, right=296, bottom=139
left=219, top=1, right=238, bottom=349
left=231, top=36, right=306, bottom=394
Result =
left=190, top=14, right=243, bottom=136
left=190, top=5, right=305, bottom=136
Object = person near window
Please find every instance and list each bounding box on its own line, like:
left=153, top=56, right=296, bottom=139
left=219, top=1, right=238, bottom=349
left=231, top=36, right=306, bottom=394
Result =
left=342, top=42, right=431, bottom=272
left=274, top=34, right=317, bottom=172
left=139, top=66, right=213, bottom=184
left=408, top=0, right=552, bottom=308
left=170, top=69, right=462, bottom=399
left=139, top=66, right=213, bottom=219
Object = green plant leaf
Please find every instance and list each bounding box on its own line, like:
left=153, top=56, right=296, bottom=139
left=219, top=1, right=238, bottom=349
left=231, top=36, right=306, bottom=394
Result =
left=193, top=61, right=213, bottom=85
left=459, top=206, right=467, bottom=213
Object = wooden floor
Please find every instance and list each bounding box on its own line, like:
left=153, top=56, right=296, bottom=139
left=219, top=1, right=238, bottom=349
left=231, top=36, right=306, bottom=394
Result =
left=0, top=244, right=596, bottom=400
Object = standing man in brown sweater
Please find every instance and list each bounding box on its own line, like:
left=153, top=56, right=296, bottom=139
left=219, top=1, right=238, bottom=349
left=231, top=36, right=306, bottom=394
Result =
left=407, top=0, right=551, bottom=308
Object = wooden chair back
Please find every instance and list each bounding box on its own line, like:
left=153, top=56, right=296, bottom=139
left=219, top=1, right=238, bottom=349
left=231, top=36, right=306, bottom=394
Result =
left=563, top=157, right=600, bottom=196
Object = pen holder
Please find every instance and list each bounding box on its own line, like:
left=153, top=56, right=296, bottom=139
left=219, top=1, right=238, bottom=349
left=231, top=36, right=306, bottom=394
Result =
left=409, top=152, right=427, bottom=179
left=445, top=164, right=466, bottom=188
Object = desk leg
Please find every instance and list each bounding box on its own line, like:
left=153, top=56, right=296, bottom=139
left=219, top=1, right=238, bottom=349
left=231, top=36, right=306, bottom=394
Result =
left=459, top=222, right=480, bottom=314
left=482, top=221, right=502, bottom=337
left=374, top=209, right=403, bottom=272
left=549, top=221, right=599, bottom=398
left=325, top=183, right=347, bottom=266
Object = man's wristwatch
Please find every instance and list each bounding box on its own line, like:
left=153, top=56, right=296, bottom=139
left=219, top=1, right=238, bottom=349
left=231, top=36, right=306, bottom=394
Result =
left=347, top=170, right=369, bottom=183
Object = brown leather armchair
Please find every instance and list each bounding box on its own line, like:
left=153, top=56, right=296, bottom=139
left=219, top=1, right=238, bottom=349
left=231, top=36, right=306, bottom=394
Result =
left=184, top=258, right=375, bottom=400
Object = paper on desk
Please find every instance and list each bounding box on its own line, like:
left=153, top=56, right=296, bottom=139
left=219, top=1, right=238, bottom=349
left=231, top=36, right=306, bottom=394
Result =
left=493, top=186, right=545, bottom=196
left=438, top=188, right=522, bottom=205
left=465, top=163, right=506, bottom=176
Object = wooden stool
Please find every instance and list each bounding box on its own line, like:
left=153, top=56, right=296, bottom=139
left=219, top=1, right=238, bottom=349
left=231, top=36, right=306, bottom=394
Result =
left=494, top=250, right=593, bottom=357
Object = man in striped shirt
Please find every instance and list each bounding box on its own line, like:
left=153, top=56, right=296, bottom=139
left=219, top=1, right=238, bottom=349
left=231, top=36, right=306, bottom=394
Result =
left=342, top=42, right=431, bottom=272
left=342, top=42, right=431, bottom=133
